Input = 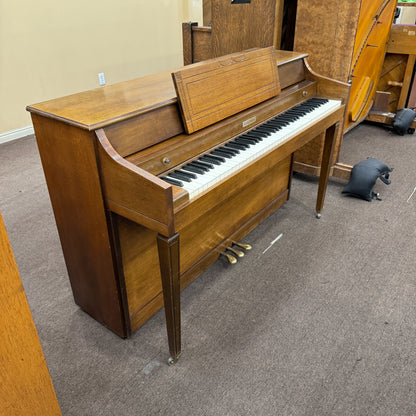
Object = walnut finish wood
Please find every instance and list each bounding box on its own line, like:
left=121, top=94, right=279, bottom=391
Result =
left=182, top=0, right=282, bottom=65
left=30, top=114, right=128, bottom=337
left=192, top=27, right=213, bottom=64
left=95, top=129, right=176, bottom=236
left=182, top=22, right=197, bottom=66
left=211, top=0, right=277, bottom=57
left=316, top=123, right=339, bottom=215
left=172, top=48, right=281, bottom=133
left=0, top=212, right=61, bottom=416
left=27, top=48, right=346, bottom=360
left=157, top=233, right=181, bottom=362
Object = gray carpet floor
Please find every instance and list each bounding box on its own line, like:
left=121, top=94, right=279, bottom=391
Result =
left=1, top=122, right=415, bottom=415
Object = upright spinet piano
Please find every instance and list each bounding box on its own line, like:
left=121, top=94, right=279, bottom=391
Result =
left=27, top=48, right=349, bottom=364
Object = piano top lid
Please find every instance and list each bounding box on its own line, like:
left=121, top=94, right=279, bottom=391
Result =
left=26, top=50, right=308, bottom=132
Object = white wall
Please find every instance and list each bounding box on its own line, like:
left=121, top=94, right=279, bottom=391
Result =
left=0, top=0, right=203, bottom=137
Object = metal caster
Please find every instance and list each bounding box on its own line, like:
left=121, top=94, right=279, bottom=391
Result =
left=316, top=212, right=321, bottom=219
left=168, top=356, right=180, bottom=366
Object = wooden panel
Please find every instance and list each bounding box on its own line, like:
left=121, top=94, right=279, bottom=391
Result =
left=31, top=114, right=128, bottom=337
left=278, top=58, right=306, bottom=90
left=119, top=155, right=291, bottom=330
left=211, top=0, right=277, bottom=57
left=172, top=47, right=281, bottom=133
left=182, top=22, right=197, bottom=65
left=0, top=212, right=61, bottom=416
left=192, top=27, right=213, bottom=63
left=103, top=104, right=183, bottom=157
left=27, top=70, right=178, bottom=130
left=203, top=0, right=212, bottom=26
left=294, top=0, right=361, bottom=82
left=388, top=25, right=416, bottom=55
left=95, top=130, right=176, bottom=236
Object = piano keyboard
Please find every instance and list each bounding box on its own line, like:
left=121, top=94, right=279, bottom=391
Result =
left=161, top=98, right=341, bottom=199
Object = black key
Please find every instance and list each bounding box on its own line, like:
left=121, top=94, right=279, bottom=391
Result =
left=240, top=133, right=262, bottom=142
left=225, top=142, right=246, bottom=151
left=264, top=122, right=282, bottom=130
left=168, top=172, right=192, bottom=182
left=246, top=131, right=267, bottom=139
left=183, top=165, right=205, bottom=175
left=254, top=126, right=273, bottom=135
left=200, top=155, right=223, bottom=165
left=230, top=140, right=250, bottom=149
left=190, top=161, right=212, bottom=170
left=161, top=177, right=183, bottom=187
left=239, top=136, right=259, bottom=143
left=235, top=137, right=255, bottom=145
left=175, top=169, right=197, bottom=179
left=218, top=146, right=239, bottom=155
left=212, top=149, right=232, bottom=159
left=278, top=115, right=297, bottom=121
left=270, top=119, right=290, bottom=126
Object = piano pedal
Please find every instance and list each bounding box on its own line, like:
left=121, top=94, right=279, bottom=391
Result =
left=226, top=247, right=244, bottom=258
left=220, top=252, right=237, bottom=264
left=232, top=241, right=252, bottom=251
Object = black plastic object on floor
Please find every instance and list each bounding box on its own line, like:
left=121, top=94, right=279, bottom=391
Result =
left=393, top=108, right=416, bottom=135
left=342, top=157, right=393, bottom=202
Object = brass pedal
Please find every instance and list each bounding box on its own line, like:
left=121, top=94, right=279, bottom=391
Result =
left=227, top=247, right=244, bottom=257
left=220, top=252, right=237, bottom=264
left=232, top=241, right=252, bottom=251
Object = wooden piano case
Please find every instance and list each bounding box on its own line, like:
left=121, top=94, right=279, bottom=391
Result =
left=27, top=48, right=347, bottom=362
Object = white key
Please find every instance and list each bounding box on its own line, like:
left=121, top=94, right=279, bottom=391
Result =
left=171, top=99, right=341, bottom=198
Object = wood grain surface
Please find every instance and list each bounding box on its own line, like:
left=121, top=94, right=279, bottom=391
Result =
left=0, top=212, right=61, bottom=416
left=172, top=48, right=280, bottom=133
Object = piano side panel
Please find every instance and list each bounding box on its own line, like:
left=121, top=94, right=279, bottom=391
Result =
left=117, top=155, right=292, bottom=332
left=96, top=130, right=177, bottom=236
left=30, top=114, right=128, bottom=337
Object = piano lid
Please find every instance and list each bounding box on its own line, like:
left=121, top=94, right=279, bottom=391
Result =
left=26, top=50, right=307, bottom=131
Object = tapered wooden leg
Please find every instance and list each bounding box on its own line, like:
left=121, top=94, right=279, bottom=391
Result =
left=316, top=122, right=339, bottom=217
left=157, top=233, right=181, bottom=364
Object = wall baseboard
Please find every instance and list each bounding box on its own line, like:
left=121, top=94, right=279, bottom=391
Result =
left=0, top=126, right=35, bottom=145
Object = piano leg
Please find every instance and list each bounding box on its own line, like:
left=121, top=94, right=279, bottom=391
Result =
left=157, top=233, right=181, bottom=365
left=316, top=122, right=340, bottom=218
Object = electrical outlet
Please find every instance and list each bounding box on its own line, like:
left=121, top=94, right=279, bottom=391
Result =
left=98, top=72, right=106, bottom=86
